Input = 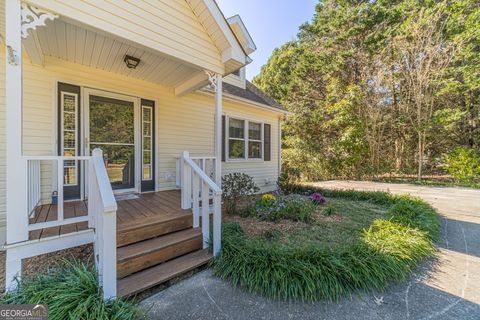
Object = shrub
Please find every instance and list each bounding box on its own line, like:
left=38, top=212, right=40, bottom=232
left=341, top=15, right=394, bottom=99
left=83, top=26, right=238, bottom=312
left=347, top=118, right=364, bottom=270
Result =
left=240, top=194, right=316, bottom=223
left=1, top=261, right=143, bottom=320
left=444, top=147, right=480, bottom=183
left=260, top=194, right=276, bottom=207
left=222, top=173, right=259, bottom=214
left=214, top=186, right=440, bottom=302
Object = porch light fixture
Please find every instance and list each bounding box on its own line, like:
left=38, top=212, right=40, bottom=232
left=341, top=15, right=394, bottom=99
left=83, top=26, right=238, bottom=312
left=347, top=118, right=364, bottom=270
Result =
left=124, top=55, right=140, bottom=69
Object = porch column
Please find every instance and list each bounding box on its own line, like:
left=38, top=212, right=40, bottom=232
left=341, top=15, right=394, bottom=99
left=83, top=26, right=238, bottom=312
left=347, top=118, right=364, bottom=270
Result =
left=5, top=0, right=28, bottom=245
left=214, top=74, right=223, bottom=187
left=5, top=0, right=27, bottom=290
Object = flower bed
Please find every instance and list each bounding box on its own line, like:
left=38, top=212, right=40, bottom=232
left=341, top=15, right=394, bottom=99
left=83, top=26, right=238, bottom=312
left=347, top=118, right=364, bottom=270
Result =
left=214, top=184, right=440, bottom=301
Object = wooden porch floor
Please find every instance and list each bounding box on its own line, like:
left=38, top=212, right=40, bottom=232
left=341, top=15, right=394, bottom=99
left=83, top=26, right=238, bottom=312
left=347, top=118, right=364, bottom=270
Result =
left=29, top=190, right=187, bottom=240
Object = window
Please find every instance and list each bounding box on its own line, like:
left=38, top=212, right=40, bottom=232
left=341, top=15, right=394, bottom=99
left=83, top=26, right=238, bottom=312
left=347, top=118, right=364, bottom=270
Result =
left=61, top=92, right=78, bottom=186
left=142, top=105, right=153, bottom=180
left=227, top=117, right=263, bottom=160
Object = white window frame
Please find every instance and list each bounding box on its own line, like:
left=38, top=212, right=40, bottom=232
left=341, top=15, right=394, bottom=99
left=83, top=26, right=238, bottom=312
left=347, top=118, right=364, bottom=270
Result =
left=61, top=91, right=78, bottom=186
left=141, top=105, right=153, bottom=181
left=226, top=116, right=264, bottom=162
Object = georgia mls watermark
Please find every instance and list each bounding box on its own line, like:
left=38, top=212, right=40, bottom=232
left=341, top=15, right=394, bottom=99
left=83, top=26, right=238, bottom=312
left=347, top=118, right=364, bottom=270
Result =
left=0, top=304, right=48, bottom=320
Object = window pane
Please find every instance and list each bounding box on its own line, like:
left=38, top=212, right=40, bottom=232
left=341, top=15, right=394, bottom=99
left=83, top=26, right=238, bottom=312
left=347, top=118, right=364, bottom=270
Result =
left=90, top=144, right=135, bottom=190
left=63, top=94, right=76, bottom=112
left=249, top=122, right=261, bottom=140
left=143, top=122, right=151, bottom=136
left=143, top=137, right=151, bottom=151
left=143, top=150, right=151, bottom=165
left=229, top=118, right=244, bottom=139
left=143, top=107, right=151, bottom=122
left=249, top=141, right=262, bottom=159
left=229, top=139, right=245, bottom=159
left=64, top=131, right=76, bottom=149
left=64, top=112, right=76, bottom=130
left=64, top=167, right=77, bottom=185
left=143, top=164, right=151, bottom=180
left=90, top=96, right=134, bottom=144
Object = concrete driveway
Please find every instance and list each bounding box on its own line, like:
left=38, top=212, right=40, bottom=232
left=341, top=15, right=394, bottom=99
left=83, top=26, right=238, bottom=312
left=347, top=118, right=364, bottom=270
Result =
left=141, top=181, right=480, bottom=320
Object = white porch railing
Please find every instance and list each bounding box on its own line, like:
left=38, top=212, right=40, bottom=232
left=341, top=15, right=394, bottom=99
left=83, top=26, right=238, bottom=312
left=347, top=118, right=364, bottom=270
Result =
left=21, top=149, right=117, bottom=299
left=176, top=156, right=216, bottom=188
left=88, top=149, right=117, bottom=299
left=24, top=155, right=92, bottom=231
left=180, top=151, right=222, bottom=256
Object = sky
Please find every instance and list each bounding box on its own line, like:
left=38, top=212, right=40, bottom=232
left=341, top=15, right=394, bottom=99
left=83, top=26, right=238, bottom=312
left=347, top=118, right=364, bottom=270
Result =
left=216, top=0, right=317, bottom=80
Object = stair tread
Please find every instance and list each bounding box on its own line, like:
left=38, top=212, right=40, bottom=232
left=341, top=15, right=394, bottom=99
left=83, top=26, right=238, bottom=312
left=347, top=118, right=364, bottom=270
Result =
left=117, top=228, right=202, bottom=262
left=117, top=212, right=191, bottom=233
left=117, top=249, right=212, bottom=297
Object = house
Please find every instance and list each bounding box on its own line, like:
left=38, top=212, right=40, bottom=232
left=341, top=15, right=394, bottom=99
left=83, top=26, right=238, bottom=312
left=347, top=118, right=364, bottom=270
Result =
left=0, top=0, right=287, bottom=298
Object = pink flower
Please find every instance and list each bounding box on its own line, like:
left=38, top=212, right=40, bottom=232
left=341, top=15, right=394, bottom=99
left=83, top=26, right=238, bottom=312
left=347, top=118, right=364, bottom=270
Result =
left=310, top=192, right=326, bottom=205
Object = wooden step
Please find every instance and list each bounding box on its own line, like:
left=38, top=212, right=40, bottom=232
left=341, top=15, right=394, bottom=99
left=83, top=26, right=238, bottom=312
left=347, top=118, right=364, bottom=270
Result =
left=117, top=249, right=212, bottom=297
left=117, top=213, right=192, bottom=247
left=117, top=228, right=203, bottom=278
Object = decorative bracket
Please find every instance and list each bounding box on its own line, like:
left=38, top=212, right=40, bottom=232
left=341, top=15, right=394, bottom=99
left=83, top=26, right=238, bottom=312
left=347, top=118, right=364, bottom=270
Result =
left=21, top=3, right=58, bottom=39
left=205, top=71, right=218, bottom=92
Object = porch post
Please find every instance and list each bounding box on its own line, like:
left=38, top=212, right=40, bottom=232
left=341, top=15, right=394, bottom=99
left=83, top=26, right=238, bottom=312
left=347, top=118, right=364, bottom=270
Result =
left=5, top=0, right=28, bottom=289
left=214, top=74, right=222, bottom=187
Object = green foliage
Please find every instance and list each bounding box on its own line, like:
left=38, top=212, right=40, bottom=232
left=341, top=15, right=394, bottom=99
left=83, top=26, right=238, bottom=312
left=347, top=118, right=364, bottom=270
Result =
left=444, top=147, right=480, bottom=183
left=254, top=0, right=480, bottom=180
left=1, top=261, right=143, bottom=320
left=260, top=194, right=276, bottom=207
left=323, top=202, right=338, bottom=216
left=222, top=173, right=259, bottom=214
left=240, top=194, right=316, bottom=223
left=214, top=186, right=440, bottom=301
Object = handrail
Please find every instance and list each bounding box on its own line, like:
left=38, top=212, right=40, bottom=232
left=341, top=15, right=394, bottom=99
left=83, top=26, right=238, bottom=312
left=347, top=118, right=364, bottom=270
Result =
left=183, top=156, right=221, bottom=195
left=91, top=151, right=117, bottom=212
left=180, top=151, right=222, bottom=256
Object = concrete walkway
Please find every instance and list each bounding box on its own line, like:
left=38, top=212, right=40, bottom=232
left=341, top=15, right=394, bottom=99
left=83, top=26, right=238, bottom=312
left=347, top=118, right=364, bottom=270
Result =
left=141, top=181, right=480, bottom=320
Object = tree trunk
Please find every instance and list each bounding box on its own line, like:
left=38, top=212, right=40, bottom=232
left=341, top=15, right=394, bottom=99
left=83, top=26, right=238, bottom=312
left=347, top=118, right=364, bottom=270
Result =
left=417, top=132, right=424, bottom=181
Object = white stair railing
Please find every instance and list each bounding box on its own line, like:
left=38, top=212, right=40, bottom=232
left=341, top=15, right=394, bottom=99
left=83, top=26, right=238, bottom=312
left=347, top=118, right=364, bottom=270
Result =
left=88, top=148, right=117, bottom=299
left=180, top=151, right=222, bottom=256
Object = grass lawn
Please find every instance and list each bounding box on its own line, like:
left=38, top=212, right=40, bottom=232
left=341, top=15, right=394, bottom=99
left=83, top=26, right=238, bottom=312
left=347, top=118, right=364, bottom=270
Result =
left=282, top=198, right=388, bottom=249
left=214, top=185, right=440, bottom=302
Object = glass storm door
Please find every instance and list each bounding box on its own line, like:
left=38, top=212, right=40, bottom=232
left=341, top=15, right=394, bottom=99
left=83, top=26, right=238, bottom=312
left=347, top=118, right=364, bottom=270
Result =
left=87, top=93, right=138, bottom=191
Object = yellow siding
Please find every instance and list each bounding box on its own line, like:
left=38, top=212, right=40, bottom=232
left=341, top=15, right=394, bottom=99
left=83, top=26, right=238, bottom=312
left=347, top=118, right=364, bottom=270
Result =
left=0, top=51, right=281, bottom=231
left=27, top=0, right=224, bottom=74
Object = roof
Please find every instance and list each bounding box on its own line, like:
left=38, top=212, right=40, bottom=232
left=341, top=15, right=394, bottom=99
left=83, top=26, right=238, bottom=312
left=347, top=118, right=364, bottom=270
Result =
left=222, top=81, right=287, bottom=112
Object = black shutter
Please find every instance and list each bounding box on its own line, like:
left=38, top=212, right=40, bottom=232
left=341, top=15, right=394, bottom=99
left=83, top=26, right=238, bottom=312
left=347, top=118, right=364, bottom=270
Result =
left=264, top=123, right=271, bottom=161
left=222, top=115, right=226, bottom=162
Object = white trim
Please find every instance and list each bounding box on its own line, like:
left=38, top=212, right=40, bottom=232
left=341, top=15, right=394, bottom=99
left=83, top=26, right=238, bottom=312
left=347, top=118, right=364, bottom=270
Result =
left=3, top=229, right=93, bottom=259
left=226, top=15, right=257, bottom=55
left=198, top=89, right=289, bottom=115
left=225, top=116, right=265, bottom=162
left=60, top=91, right=79, bottom=186
left=141, top=105, right=153, bottom=181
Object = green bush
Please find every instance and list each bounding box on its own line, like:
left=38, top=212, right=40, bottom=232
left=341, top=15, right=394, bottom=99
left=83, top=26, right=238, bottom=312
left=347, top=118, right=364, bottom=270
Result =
left=1, top=261, right=143, bottom=320
left=222, top=173, right=259, bottom=214
left=444, top=147, right=480, bottom=183
left=214, top=185, right=440, bottom=301
left=240, top=194, right=316, bottom=223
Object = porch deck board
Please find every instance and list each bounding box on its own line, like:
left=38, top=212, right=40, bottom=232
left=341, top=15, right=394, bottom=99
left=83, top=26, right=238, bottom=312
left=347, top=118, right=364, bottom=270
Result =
left=28, top=190, right=186, bottom=241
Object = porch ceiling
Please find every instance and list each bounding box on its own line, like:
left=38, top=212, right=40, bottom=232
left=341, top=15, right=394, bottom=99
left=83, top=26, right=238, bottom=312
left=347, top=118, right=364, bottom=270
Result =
left=25, top=17, right=203, bottom=88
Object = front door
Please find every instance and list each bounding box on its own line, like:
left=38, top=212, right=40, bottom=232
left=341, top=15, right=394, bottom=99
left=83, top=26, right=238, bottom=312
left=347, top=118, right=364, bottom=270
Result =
left=85, top=89, right=140, bottom=192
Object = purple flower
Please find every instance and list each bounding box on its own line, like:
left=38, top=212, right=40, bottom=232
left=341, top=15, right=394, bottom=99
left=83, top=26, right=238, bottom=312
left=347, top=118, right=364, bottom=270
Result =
left=310, top=192, right=326, bottom=205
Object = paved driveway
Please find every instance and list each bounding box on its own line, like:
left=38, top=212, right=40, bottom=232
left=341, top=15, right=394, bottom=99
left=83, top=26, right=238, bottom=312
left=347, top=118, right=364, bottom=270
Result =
left=141, top=181, right=480, bottom=320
